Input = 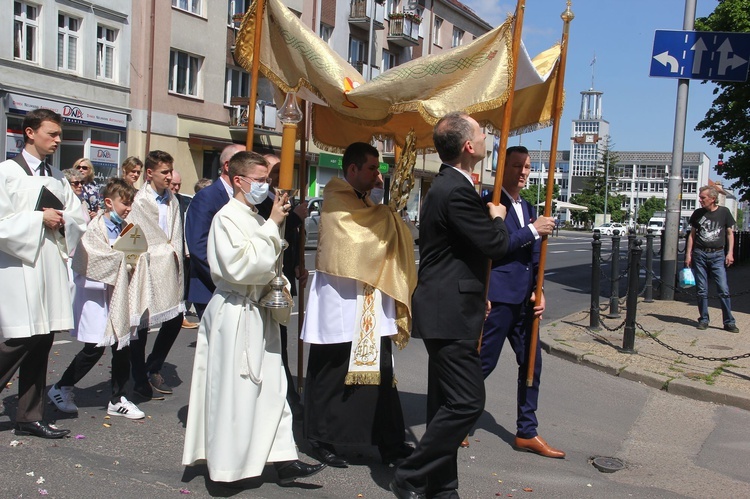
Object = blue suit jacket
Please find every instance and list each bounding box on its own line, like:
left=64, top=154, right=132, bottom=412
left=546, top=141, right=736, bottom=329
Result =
left=484, top=191, right=540, bottom=305
left=185, top=179, right=230, bottom=304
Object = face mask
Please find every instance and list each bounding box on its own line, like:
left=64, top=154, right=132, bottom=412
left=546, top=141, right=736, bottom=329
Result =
left=370, top=187, right=385, bottom=205
left=242, top=182, right=270, bottom=205
left=109, top=210, right=125, bottom=226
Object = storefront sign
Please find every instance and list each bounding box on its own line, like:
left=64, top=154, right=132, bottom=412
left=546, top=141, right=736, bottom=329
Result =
left=8, top=93, right=127, bottom=131
left=318, top=152, right=389, bottom=173
left=5, top=133, right=24, bottom=159
left=90, top=142, right=120, bottom=180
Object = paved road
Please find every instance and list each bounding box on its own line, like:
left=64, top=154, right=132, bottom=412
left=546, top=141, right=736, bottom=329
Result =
left=2, top=230, right=748, bottom=497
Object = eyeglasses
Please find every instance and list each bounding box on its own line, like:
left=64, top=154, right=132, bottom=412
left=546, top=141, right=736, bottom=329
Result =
left=70, top=181, right=82, bottom=186
left=238, top=175, right=271, bottom=185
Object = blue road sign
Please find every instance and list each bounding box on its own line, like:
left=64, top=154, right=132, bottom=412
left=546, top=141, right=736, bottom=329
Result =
left=650, top=30, right=750, bottom=82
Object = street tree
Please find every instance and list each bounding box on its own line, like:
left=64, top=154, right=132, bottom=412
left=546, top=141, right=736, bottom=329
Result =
left=637, top=196, right=666, bottom=225
left=570, top=136, right=624, bottom=225
left=520, top=182, right=560, bottom=208
left=695, top=0, right=750, bottom=200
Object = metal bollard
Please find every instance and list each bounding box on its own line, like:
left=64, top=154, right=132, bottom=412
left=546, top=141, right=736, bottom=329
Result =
left=590, top=232, right=602, bottom=330
left=627, top=228, right=636, bottom=269
left=623, top=239, right=643, bottom=353
left=608, top=230, right=622, bottom=318
left=644, top=229, right=654, bottom=303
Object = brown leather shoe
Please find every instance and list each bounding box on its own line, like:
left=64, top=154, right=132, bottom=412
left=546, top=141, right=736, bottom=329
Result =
left=182, top=319, right=198, bottom=329
left=514, top=435, right=565, bottom=458
left=460, top=436, right=470, bottom=448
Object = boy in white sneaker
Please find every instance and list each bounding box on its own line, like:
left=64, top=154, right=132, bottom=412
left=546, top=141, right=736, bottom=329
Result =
left=48, top=178, right=147, bottom=420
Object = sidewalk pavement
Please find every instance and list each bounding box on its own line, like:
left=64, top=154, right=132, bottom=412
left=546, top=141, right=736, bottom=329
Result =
left=541, top=261, right=750, bottom=412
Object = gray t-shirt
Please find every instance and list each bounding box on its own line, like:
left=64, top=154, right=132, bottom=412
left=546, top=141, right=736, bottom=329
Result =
left=689, top=206, right=735, bottom=250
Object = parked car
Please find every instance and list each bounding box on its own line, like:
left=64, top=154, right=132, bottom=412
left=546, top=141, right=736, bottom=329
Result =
left=304, top=197, right=323, bottom=249
left=593, top=222, right=625, bottom=236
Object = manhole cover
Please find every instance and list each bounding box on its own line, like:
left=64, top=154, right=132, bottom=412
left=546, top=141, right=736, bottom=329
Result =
left=592, top=456, right=625, bottom=473
left=705, top=345, right=733, bottom=351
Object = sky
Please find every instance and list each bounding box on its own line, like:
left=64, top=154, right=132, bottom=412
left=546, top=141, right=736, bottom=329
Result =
left=459, top=0, right=729, bottom=181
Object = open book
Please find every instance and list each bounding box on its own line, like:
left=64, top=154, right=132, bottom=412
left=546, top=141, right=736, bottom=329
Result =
left=112, top=223, right=148, bottom=265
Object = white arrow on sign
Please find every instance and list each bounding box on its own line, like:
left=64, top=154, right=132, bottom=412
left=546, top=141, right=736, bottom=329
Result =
left=653, top=51, right=680, bottom=73
left=690, top=38, right=708, bottom=74
left=717, top=38, right=748, bottom=75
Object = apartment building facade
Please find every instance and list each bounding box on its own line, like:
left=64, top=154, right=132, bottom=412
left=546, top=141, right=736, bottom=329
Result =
left=1, top=0, right=132, bottom=181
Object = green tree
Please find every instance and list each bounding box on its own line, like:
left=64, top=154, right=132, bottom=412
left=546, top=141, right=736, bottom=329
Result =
left=637, top=196, right=666, bottom=225
left=695, top=1, right=750, bottom=200
left=570, top=136, right=624, bottom=225
left=519, top=183, right=560, bottom=208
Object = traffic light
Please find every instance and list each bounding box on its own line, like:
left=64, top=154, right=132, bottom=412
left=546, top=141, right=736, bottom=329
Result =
left=717, top=153, right=724, bottom=169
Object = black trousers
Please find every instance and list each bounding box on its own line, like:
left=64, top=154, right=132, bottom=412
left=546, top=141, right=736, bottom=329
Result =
left=58, top=342, right=131, bottom=404
left=304, top=338, right=405, bottom=448
left=279, top=325, right=302, bottom=410
left=130, top=313, right=183, bottom=387
left=0, top=333, right=55, bottom=423
left=394, top=339, right=485, bottom=498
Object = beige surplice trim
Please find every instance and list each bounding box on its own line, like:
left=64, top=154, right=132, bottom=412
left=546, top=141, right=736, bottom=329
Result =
left=345, top=282, right=381, bottom=385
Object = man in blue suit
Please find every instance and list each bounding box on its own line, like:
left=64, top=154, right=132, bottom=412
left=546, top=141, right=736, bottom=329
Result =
left=185, top=144, right=245, bottom=318
left=481, top=145, right=565, bottom=459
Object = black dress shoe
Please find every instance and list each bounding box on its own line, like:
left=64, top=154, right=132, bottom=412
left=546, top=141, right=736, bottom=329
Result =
left=15, top=421, right=70, bottom=439
left=389, top=479, right=425, bottom=499
left=311, top=442, right=349, bottom=468
left=380, top=442, right=415, bottom=465
left=275, top=460, right=326, bottom=485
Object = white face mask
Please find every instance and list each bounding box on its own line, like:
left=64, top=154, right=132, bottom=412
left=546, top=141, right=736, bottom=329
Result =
left=242, top=182, right=270, bottom=205
left=370, top=187, right=385, bottom=205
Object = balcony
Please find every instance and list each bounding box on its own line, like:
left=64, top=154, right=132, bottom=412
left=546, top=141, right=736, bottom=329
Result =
left=229, top=98, right=277, bottom=129
left=349, top=0, right=384, bottom=30
left=387, top=15, right=420, bottom=47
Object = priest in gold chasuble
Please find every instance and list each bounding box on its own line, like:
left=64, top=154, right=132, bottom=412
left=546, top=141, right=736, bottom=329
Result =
left=301, top=142, right=417, bottom=467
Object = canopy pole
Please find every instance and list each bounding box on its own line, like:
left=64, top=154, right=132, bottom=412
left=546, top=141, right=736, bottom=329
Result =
left=479, top=0, right=526, bottom=353
left=297, top=101, right=308, bottom=393
left=526, top=1, right=574, bottom=387
left=245, top=0, right=266, bottom=149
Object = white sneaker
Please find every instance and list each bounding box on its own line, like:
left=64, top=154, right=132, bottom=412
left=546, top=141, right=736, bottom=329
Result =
left=107, top=396, right=145, bottom=420
left=48, top=384, right=78, bottom=413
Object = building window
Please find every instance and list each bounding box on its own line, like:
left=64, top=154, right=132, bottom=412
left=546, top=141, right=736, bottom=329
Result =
left=382, top=50, right=396, bottom=71
left=228, top=0, right=250, bottom=24
left=385, top=0, right=397, bottom=16
left=169, top=49, right=201, bottom=97
left=320, top=23, right=333, bottom=44
left=58, top=14, right=80, bottom=72
left=14, top=1, right=39, bottom=62
left=224, top=68, right=249, bottom=105
left=173, top=0, right=201, bottom=15
left=96, top=25, right=117, bottom=80
left=433, top=17, right=442, bottom=46
left=452, top=27, right=464, bottom=48
left=349, top=37, right=367, bottom=67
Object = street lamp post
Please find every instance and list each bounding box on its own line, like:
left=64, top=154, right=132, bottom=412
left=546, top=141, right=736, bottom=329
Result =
left=537, top=140, right=543, bottom=208
left=603, top=149, right=609, bottom=221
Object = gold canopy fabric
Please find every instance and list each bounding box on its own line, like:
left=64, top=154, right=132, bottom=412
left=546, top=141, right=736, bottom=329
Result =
left=234, top=0, right=561, bottom=151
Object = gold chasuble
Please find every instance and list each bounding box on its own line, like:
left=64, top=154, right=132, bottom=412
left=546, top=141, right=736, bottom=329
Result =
left=316, top=178, right=416, bottom=352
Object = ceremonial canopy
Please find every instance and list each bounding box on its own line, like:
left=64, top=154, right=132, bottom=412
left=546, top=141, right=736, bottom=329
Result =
left=234, top=0, right=562, bottom=152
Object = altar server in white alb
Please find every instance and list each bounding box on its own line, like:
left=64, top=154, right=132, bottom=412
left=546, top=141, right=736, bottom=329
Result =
left=182, top=151, right=325, bottom=485
left=0, top=108, right=88, bottom=439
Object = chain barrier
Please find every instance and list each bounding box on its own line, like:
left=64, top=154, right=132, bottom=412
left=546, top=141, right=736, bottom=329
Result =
left=598, top=317, right=626, bottom=332
left=635, top=321, right=750, bottom=362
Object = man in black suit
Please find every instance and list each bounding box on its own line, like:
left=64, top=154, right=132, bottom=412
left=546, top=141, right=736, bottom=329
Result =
left=480, top=146, right=564, bottom=459
left=169, top=170, right=197, bottom=329
left=256, top=154, right=307, bottom=421
left=391, top=112, right=509, bottom=499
